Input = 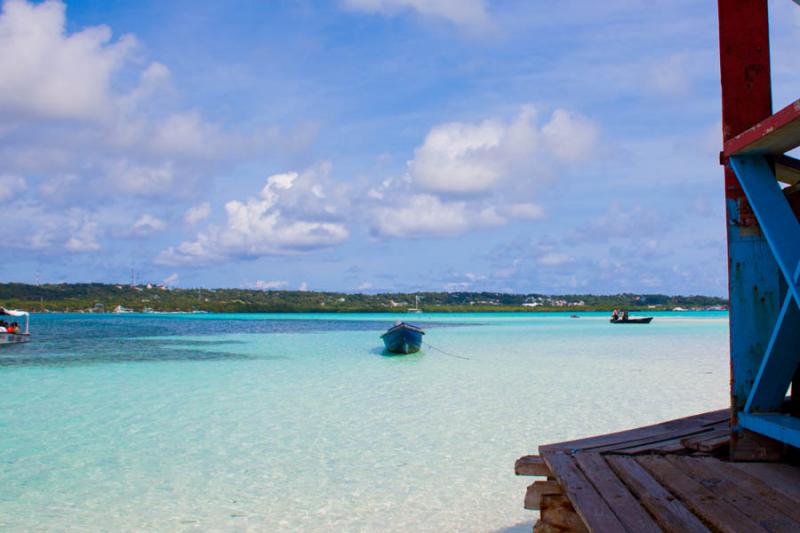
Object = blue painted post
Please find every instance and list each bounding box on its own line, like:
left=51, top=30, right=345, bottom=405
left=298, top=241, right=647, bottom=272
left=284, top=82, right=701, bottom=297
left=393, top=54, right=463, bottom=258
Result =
left=718, top=0, right=783, bottom=460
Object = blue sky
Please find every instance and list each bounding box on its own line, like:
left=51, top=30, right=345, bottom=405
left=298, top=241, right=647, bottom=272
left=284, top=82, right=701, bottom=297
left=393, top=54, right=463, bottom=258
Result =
left=1, top=0, right=798, bottom=295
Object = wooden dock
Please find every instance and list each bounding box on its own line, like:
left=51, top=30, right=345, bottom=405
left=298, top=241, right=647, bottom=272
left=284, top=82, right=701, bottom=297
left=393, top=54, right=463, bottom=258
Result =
left=516, top=409, right=800, bottom=532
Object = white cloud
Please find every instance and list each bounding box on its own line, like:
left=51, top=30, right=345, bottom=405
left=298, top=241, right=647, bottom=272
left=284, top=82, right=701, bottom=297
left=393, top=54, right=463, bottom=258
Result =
left=409, top=118, right=504, bottom=194
left=0, top=174, right=26, bottom=201
left=0, top=0, right=135, bottom=121
left=64, top=210, right=100, bottom=252
left=163, top=272, right=179, bottom=286
left=157, top=169, right=349, bottom=265
left=357, top=281, right=373, bottom=290
left=184, top=202, right=211, bottom=225
left=342, top=0, right=491, bottom=31
left=0, top=0, right=299, bottom=207
left=372, top=194, right=470, bottom=237
left=540, top=108, right=599, bottom=161
left=131, top=214, right=166, bottom=236
left=254, top=279, right=288, bottom=290
left=298, top=281, right=309, bottom=291
left=408, top=106, right=597, bottom=194
left=369, top=106, right=593, bottom=239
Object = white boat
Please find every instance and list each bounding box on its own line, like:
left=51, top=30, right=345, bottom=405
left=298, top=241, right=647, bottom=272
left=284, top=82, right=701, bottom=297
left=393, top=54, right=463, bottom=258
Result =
left=0, top=307, right=30, bottom=345
left=113, top=305, right=134, bottom=313
left=407, top=295, right=423, bottom=313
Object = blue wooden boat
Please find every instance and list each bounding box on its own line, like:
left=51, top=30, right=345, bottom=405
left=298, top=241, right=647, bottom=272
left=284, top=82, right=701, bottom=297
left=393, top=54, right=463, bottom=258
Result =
left=381, top=322, right=425, bottom=354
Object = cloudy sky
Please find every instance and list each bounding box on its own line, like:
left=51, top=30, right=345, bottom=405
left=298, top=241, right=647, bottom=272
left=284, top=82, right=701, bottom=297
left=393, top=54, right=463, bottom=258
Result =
left=1, top=0, right=798, bottom=294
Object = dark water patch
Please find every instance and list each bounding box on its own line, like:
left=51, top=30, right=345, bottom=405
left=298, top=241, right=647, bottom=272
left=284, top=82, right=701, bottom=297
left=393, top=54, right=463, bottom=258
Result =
left=0, top=345, right=261, bottom=368
left=0, top=314, right=465, bottom=368
left=29, top=314, right=468, bottom=341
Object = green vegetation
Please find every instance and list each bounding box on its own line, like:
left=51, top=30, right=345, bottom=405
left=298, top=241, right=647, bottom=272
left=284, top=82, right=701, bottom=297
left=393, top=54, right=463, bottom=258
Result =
left=0, top=283, right=728, bottom=313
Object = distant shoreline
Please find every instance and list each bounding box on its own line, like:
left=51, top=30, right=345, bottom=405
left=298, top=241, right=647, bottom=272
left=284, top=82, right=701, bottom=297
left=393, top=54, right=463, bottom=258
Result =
left=25, top=306, right=729, bottom=315
left=0, top=282, right=728, bottom=314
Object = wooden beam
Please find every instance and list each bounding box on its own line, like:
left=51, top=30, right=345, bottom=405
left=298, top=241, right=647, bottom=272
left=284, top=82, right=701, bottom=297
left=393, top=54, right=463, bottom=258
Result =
left=515, top=455, right=552, bottom=476
left=525, top=480, right=562, bottom=510
left=776, top=155, right=800, bottom=185
left=680, top=428, right=730, bottom=453
left=717, top=0, right=781, bottom=461
left=739, top=412, right=800, bottom=448
left=724, top=99, right=800, bottom=157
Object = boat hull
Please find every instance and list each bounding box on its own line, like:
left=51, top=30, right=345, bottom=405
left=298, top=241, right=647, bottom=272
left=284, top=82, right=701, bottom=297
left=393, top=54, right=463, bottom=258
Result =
left=0, top=333, right=30, bottom=345
left=381, top=323, right=424, bottom=354
left=610, top=317, right=653, bottom=324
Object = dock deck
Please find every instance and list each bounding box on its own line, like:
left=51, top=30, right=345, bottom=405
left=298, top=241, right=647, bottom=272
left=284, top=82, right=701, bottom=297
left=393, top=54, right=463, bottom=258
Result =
left=516, top=409, right=800, bottom=532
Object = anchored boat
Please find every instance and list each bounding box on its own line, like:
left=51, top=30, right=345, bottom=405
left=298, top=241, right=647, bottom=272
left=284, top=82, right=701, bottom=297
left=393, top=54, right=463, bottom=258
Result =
left=0, top=307, right=30, bottom=345
left=610, top=316, right=653, bottom=324
left=381, top=322, right=425, bottom=354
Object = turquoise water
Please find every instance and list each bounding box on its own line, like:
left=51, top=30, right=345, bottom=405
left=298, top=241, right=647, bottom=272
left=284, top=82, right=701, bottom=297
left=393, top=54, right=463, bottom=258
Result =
left=0, top=312, right=729, bottom=532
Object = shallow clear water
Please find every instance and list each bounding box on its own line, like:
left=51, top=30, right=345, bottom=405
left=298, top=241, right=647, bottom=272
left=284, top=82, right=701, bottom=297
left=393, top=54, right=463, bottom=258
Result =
left=0, top=312, right=729, bottom=532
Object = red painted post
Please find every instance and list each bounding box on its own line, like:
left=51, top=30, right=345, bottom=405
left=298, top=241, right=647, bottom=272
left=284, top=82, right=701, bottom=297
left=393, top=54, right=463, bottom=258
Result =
left=717, top=0, right=783, bottom=460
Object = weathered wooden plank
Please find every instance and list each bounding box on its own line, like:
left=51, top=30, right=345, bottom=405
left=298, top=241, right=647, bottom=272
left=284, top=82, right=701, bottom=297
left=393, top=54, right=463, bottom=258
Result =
left=516, top=455, right=551, bottom=476
left=732, top=462, right=800, bottom=502
left=525, top=480, right=562, bottom=510
left=541, top=410, right=728, bottom=454
left=636, top=455, right=768, bottom=533
left=606, top=455, right=710, bottom=533
left=615, top=435, right=692, bottom=455
left=542, top=452, right=627, bottom=532
left=573, top=453, right=661, bottom=533
left=666, top=455, right=800, bottom=530
left=681, top=428, right=730, bottom=453
left=590, top=426, right=719, bottom=454
left=536, top=494, right=590, bottom=533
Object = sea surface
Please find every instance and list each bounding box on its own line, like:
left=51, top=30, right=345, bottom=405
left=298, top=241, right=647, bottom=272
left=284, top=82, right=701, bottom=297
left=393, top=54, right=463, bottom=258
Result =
left=0, top=311, right=729, bottom=532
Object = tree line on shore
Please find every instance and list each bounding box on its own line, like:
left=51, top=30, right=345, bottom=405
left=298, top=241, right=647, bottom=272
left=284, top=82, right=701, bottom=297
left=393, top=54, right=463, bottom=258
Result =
left=0, top=283, right=728, bottom=313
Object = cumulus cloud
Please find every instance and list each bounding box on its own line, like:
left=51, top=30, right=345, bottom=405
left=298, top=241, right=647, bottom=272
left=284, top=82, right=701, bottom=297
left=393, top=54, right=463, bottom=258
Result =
left=0, top=0, right=135, bottom=121
left=0, top=174, right=26, bottom=201
left=131, top=214, right=166, bottom=236
left=372, top=194, right=470, bottom=237
left=408, top=106, right=597, bottom=194
left=0, top=0, right=307, bottom=214
left=342, top=0, right=491, bottom=31
left=369, top=106, right=595, bottom=238
left=157, top=170, right=349, bottom=265
left=184, top=202, right=211, bottom=225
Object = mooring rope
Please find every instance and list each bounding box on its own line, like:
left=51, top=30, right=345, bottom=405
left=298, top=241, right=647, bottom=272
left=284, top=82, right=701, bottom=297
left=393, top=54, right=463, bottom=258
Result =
left=422, top=341, right=471, bottom=360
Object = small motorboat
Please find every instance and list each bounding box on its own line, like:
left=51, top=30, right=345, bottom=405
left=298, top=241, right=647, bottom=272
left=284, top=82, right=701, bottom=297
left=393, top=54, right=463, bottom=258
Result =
left=381, top=322, right=425, bottom=354
left=610, top=316, right=653, bottom=324
left=0, top=307, right=30, bottom=345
